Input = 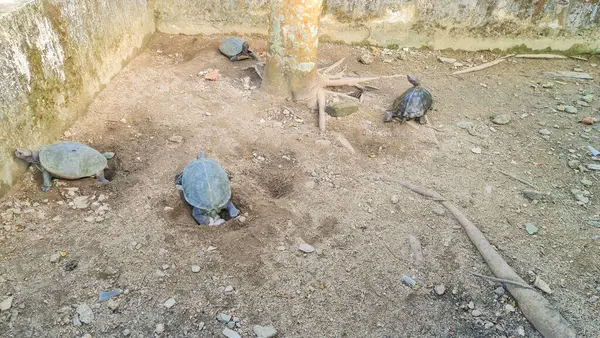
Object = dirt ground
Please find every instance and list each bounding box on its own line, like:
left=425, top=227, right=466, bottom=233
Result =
left=1, top=33, right=599, bottom=338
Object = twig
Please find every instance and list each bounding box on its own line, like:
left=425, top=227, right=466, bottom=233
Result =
left=515, top=54, right=568, bottom=59
left=381, top=177, right=577, bottom=338
left=452, top=58, right=506, bottom=75
left=472, top=272, right=535, bottom=289
left=319, top=57, right=346, bottom=75
left=568, top=55, right=588, bottom=61
left=497, top=170, right=537, bottom=189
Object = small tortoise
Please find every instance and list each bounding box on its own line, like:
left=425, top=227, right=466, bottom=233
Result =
left=384, top=75, right=433, bottom=124
left=175, top=152, right=240, bottom=226
left=15, top=141, right=114, bottom=192
left=219, top=37, right=258, bottom=61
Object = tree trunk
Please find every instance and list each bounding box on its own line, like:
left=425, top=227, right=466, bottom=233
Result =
left=263, top=0, right=323, bottom=102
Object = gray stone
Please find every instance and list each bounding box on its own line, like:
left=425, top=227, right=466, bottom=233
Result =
left=491, top=114, right=511, bottom=125
left=564, top=105, right=578, bottom=114
left=493, top=287, right=505, bottom=296
left=577, top=100, right=590, bottom=107
left=467, top=301, right=474, bottom=309
left=581, top=179, right=593, bottom=187
left=431, top=206, right=446, bottom=216
left=49, top=253, right=60, bottom=263
left=155, top=323, right=165, bottom=334
left=484, top=321, right=494, bottom=329
left=522, top=190, right=544, bottom=201
left=222, top=327, right=241, bottom=338
left=390, top=195, right=399, bottom=204
left=253, top=325, right=278, bottom=338
left=73, top=196, right=90, bottom=209
left=472, top=309, right=482, bottom=317
left=198, top=322, right=205, bottom=330
left=0, top=296, right=13, bottom=311
left=227, top=321, right=236, bottom=329
left=224, top=285, right=234, bottom=294
left=325, top=101, right=359, bottom=117
left=72, top=315, right=82, bottom=327
left=191, top=265, right=201, bottom=273
left=582, top=94, right=594, bottom=103
left=538, top=129, right=551, bottom=135
left=568, top=160, right=582, bottom=169
left=456, top=121, right=473, bottom=129
left=359, top=53, right=374, bottom=64
left=439, top=57, right=457, bottom=64
left=298, top=243, right=315, bottom=253
left=122, top=329, right=131, bottom=337
left=434, top=284, right=446, bottom=295
left=217, top=313, right=231, bottom=323
left=163, top=298, right=176, bottom=309
left=504, top=304, right=516, bottom=313
left=76, top=304, right=94, bottom=324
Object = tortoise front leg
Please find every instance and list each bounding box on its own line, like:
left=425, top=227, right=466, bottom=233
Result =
left=230, top=54, right=239, bottom=62
left=41, top=169, right=53, bottom=192
left=192, top=208, right=213, bottom=226
left=224, top=200, right=240, bottom=218
left=247, top=50, right=258, bottom=61
left=96, top=171, right=110, bottom=184
left=383, top=111, right=394, bottom=122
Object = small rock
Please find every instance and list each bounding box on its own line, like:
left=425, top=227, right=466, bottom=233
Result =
left=390, top=195, right=399, bottom=204
left=122, top=329, right=131, bottom=336
left=191, top=265, right=201, bottom=273
left=73, top=196, right=90, bottom=209
left=438, top=57, right=457, bottom=64
left=538, top=129, right=551, bottom=136
left=589, top=295, right=599, bottom=303
left=217, top=313, right=231, bottom=323
left=494, top=287, right=505, bottom=296
left=504, top=304, right=516, bottom=313
left=456, top=121, right=473, bottom=129
left=227, top=321, right=236, bottom=329
left=573, top=67, right=584, bottom=72
left=155, top=323, right=165, bottom=334
left=168, top=135, right=183, bottom=143
left=204, top=70, right=219, bottom=81
left=98, top=289, right=122, bottom=302
left=242, top=76, right=251, bottom=90
left=571, top=189, right=589, bottom=204
left=64, top=130, right=72, bottom=137
left=198, top=322, right=205, bottom=330
left=232, top=317, right=241, bottom=323
left=222, top=327, right=241, bottom=338
left=315, top=139, right=331, bottom=147
left=84, top=216, right=95, bottom=223
left=581, top=179, right=593, bottom=187
left=223, top=285, right=234, bottom=294
left=522, top=190, right=544, bottom=201
left=568, top=159, right=582, bottom=169
left=581, top=116, right=595, bottom=125
left=452, top=62, right=463, bottom=67
left=564, top=105, right=578, bottom=114
left=0, top=296, right=13, bottom=311
left=49, top=253, right=60, bottom=263
left=587, top=163, right=600, bottom=171
left=484, top=321, right=494, bottom=329
left=163, top=298, right=176, bottom=309
left=556, top=105, right=566, bottom=111
left=467, top=301, right=475, bottom=309
left=76, top=304, right=94, bottom=324
left=97, top=194, right=107, bottom=202
left=253, top=325, right=278, bottom=338
left=525, top=223, right=538, bottom=235
left=401, top=275, right=417, bottom=287
left=434, top=284, right=446, bottom=295
left=359, top=53, right=374, bottom=64
left=541, top=82, right=554, bottom=88
left=431, top=205, right=446, bottom=216
left=577, top=100, right=590, bottom=107
left=325, top=101, right=359, bottom=117
left=517, top=326, right=526, bottom=336
left=237, top=216, right=247, bottom=224
left=471, top=309, right=482, bottom=317
left=582, top=94, right=594, bottom=103
left=491, top=114, right=511, bottom=125
left=72, top=315, right=82, bottom=327
left=534, top=276, right=552, bottom=294
left=207, top=246, right=217, bottom=252
left=298, top=243, right=315, bottom=253
left=107, top=299, right=120, bottom=311
left=471, top=147, right=482, bottom=154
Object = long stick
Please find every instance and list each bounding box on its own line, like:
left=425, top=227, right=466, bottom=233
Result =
left=515, top=54, right=568, bottom=59
left=471, top=272, right=534, bottom=289
left=497, top=170, right=537, bottom=189
left=452, top=58, right=506, bottom=75
left=381, top=178, right=577, bottom=338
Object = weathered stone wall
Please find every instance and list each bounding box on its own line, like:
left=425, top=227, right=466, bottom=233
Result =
left=0, top=0, right=154, bottom=195
left=153, top=0, right=600, bottom=52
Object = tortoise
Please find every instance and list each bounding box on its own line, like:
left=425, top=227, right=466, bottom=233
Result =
left=219, top=37, right=258, bottom=61
left=14, top=141, right=115, bottom=192
left=384, top=75, right=433, bottom=124
left=175, top=152, right=240, bottom=226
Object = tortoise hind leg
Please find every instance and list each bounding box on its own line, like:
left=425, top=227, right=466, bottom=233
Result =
left=96, top=171, right=110, bottom=184
left=383, top=111, right=394, bottom=123
left=192, top=208, right=213, bottom=226
left=41, top=170, right=53, bottom=192
left=224, top=200, right=240, bottom=218
left=230, top=54, right=239, bottom=62
left=418, top=116, right=427, bottom=125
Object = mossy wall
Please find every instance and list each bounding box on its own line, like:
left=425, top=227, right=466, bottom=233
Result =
left=0, top=0, right=154, bottom=196
left=153, top=0, right=599, bottom=53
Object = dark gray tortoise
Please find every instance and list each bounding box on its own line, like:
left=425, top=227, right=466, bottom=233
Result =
left=175, top=152, right=240, bottom=226
left=219, top=37, right=258, bottom=61
left=15, top=141, right=114, bottom=192
left=384, top=75, right=433, bottom=124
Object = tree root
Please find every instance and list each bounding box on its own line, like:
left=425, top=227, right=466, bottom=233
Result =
left=381, top=178, right=577, bottom=338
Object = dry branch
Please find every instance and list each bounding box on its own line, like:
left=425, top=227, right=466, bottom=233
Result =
left=515, top=54, right=568, bottom=59
left=381, top=178, right=577, bottom=338
left=452, top=59, right=506, bottom=75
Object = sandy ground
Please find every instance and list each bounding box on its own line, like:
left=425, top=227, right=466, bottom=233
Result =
left=1, top=33, right=599, bottom=338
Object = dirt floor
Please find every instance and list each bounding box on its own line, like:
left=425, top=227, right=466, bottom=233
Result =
left=1, top=33, right=599, bottom=338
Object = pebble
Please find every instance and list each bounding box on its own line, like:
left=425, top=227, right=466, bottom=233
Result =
left=582, top=94, right=594, bottom=103
left=471, top=147, right=482, bottom=154
left=98, top=289, right=122, bottom=302
left=504, top=304, right=516, bottom=313
left=72, top=315, right=82, bottom=326
left=107, top=299, right=120, bottom=311
left=467, top=301, right=475, bottom=309
left=315, top=139, right=331, bottom=147
left=204, top=70, right=219, bottom=81
left=242, top=76, right=251, bottom=90
left=431, top=205, right=445, bottom=216
left=191, top=265, right=201, bottom=273
left=541, top=82, right=554, bottom=88
left=325, top=101, right=359, bottom=117
left=534, top=276, right=552, bottom=294
left=494, top=287, right=505, bottom=296
left=0, top=296, right=13, bottom=311
left=298, top=243, right=315, bottom=253
left=568, top=159, right=581, bottom=169
left=471, top=309, right=482, bottom=317
left=521, top=190, right=544, bottom=201
left=577, top=100, right=590, bottom=107
left=155, top=323, right=165, bottom=334
left=122, top=329, right=131, bottom=336
left=359, top=53, right=374, bottom=64
left=438, top=57, right=457, bottom=64
left=401, top=275, right=417, bottom=287
left=49, top=253, right=60, bottom=263
left=253, top=325, right=278, bottom=338
left=564, top=105, right=578, bottom=114
left=456, top=121, right=473, bottom=129
left=538, top=129, right=551, bottom=135
left=525, top=223, right=539, bottom=235
left=217, top=313, right=231, bottom=323
left=168, top=135, right=183, bottom=143
left=571, top=189, right=589, bottom=204
left=73, top=196, right=90, bottom=209
left=224, top=285, right=234, bottom=294
left=484, top=321, right=494, bottom=329
left=517, top=326, right=526, bottom=336
left=587, top=163, right=600, bottom=171
left=84, top=216, right=95, bottom=223
left=390, top=195, right=399, bottom=204
left=222, top=328, right=241, bottom=338
left=434, top=284, right=446, bottom=295
left=198, top=322, right=205, bottom=330
left=227, top=321, right=236, bottom=329
left=581, top=116, right=595, bottom=125
left=237, top=216, right=247, bottom=223
left=491, top=114, right=511, bottom=125
left=207, top=246, right=217, bottom=252
left=163, top=298, right=176, bottom=309
left=581, top=179, right=593, bottom=187
left=76, top=304, right=94, bottom=324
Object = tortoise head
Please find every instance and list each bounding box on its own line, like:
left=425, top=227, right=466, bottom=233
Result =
left=407, top=75, right=420, bottom=86
left=14, top=149, right=39, bottom=164
left=196, top=152, right=206, bottom=160
left=242, top=41, right=249, bottom=53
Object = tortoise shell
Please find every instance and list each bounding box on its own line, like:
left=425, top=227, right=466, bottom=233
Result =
left=219, top=37, right=247, bottom=58
left=178, top=153, right=231, bottom=212
left=39, top=142, right=108, bottom=179
left=392, top=76, right=433, bottom=119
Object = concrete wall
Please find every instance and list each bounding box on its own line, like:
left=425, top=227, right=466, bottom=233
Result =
left=154, top=0, right=600, bottom=53
left=0, top=0, right=154, bottom=195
